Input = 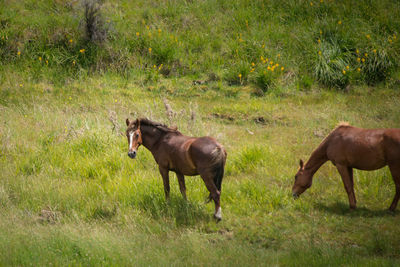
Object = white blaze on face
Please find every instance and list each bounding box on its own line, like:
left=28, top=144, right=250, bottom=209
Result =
left=129, top=132, right=134, bottom=150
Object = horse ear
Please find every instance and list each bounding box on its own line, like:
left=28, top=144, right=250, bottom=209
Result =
left=136, top=118, right=141, bottom=129
left=126, top=118, right=130, bottom=126
left=299, top=159, right=304, bottom=169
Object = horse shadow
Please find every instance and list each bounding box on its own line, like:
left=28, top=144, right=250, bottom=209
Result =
left=135, top=193, right=212, bottom=226
left=314, top=201, right=397, bottom=218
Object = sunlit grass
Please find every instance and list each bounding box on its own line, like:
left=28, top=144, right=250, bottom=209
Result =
left=1, top=73, right=400, bottom=265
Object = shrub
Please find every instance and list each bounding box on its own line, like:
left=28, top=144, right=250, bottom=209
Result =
left=253, top=69, right=277, bottom=95
left=358, top=49, right=393, bottom=85
left=82, top=0, right=108, bottom=44
left=224, top=61, right=250, bottom=85
left=313, top=40, right=350, bottom=89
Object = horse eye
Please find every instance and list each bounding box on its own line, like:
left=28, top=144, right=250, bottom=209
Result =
left=136, top=133, right=140, bottom=137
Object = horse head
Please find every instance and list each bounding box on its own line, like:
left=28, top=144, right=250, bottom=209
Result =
left=126, top=118, right=143, bottom=159
left=292, top=159, right=312, bottom=199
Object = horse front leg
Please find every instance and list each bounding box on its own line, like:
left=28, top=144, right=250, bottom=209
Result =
left=388, top=163, right=400, bottom=212
left=159, top=166, right=170, bottom=200
left=176, top=173, right=187, bottom=200
left=336, top=165, right=357, bottom=209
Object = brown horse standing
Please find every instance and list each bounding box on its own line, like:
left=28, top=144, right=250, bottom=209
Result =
left=126, top=118, right=227, bottom=220
left=292, top=123, right=400, bottom=211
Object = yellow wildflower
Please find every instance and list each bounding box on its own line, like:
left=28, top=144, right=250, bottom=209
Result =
left=356, top=49, right=359, bottom=54
left=153, top=65, right=156, bottom=68
left=69, top=39, right=73, bottom=43
left=366, top=34, right=371, bottom=39
left=46, top=60, right=48, bottom=65
left=318, top=51, right=322, bottom=55
left=136, top=32, right=140, bottom=36
left=357, top=58, right=360, bottom=62
left=364, top=53, right=368, bottom=57
left=250, top=68, right=254, bottom=73
left=338, top=20, right=342, bottom=25
left=281, top=67, right=284, bottom=71
left=270, top=61, right=273, bottom=65
left=149, top=47, right=152, bottom=53
left=310, top=2, right=313, bottom=6
left=38, top=56, right=42, bottom=61
left=79, top=49, right=85, bottom=53
left=362, top=58, right=365, bottom=62
left=320, top=0, right=323, bottom=2
left=373, top=49, right=376, bottom=53
left=251, top=62, right=255, bottom=67
left=357, top=68, right=361, bottom=72
left=389, top=39, right=393, bottom=44
left=158, top=29, right=162, bottom=33
left=238, top=73, right=242, bottom=78
left=267, top=66, right=271, bottom=70
left=277, top=54, right=280, bottom=58
left=275, top=63, right=279, bottom=67
left=342, top=70, right=346, bottom=74
left=346, top=65, right=349, bottom=70
left=271, top=67, right=275, bottom=72
left=17, top=51, right=21, bottom=56
left=19, top=84, right=23, bottom=87
left=318, top=39, right=321, bottom=44
left=72, top=60, right=76, bottom=65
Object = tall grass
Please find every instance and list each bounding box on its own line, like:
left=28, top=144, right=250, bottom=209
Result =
left=1, top=0, right=399, bottom=90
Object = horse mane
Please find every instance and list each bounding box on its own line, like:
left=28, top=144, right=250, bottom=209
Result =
left=336, top=121, right=350, bottom=127
left=138, top=118, right=181, bottom=134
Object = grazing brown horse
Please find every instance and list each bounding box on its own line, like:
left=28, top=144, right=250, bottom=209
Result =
left=292, top=123, right=400, bottom=211
left=126, top=118, right=227, bottom=220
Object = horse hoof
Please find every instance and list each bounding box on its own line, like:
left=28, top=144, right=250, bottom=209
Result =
left=214, top=207, right=222, bottom=222
left=214, top=214, right=222, bottom=222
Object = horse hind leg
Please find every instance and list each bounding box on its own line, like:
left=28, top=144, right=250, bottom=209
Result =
left=200, top=170, right=221, bottom=221
left=388, top=163, right=400, bottom=212
left=176, top=173, right=187, bottom=200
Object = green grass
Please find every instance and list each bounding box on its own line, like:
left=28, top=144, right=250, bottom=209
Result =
left=1, top=0, right=400, bottom=89
left=1, top=0, right=400, bottom=265
left=1, top=72, right=400, bottom=265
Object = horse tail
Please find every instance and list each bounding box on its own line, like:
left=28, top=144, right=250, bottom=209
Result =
left=211, top=145, right=227, bottom=192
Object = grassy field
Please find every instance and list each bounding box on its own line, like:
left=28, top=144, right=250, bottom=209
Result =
left=1, top=73, right=400, bottom=265
left=1, top=0, right=400, bottom=266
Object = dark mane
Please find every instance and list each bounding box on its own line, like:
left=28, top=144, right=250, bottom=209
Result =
left=139, top=118, right=181, bottom=134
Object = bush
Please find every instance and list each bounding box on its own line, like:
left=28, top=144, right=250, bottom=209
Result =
left=358, top=49, right=393, bottom=85
left=82, top=0, right=108, bottom=44
left=253, top=69, right=277, bottom=95
left=224, top=61, right=250, bottom=85
left=313, top=40, right=350, bottom=89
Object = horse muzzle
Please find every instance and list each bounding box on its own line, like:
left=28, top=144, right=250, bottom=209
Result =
left=292, top=192, right=299, bottom=199
left=128, top=150, right=137, bottom=159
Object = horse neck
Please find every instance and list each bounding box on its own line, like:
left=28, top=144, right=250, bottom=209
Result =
left=140, top=125, right=165, bottom=151
left=304, top=142, right=328, bottom=177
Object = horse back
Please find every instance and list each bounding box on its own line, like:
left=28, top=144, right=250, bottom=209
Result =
left=327, top=126, right=388, bottom=170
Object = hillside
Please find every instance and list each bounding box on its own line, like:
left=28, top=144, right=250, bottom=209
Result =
left=1, top=0, right=400, bottom=266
